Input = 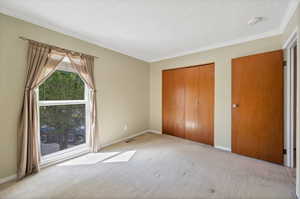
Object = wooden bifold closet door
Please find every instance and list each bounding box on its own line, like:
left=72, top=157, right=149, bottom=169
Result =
left=163, top=64, right=214, bottom=145
left=162, top=68, right=186, bottom=138
left=232, top=50, right=283, bottom=164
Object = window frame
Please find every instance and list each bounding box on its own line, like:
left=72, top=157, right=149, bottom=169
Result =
left=37, top=62, right=91, bottom=167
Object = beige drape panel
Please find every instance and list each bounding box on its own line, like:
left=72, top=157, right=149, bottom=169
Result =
left=67, top=54, right=99, bottom=152
left=18, top=42, right=65, bottom=179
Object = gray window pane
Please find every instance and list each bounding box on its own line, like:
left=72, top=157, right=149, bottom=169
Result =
left=40, top=104, right=86, bottom=156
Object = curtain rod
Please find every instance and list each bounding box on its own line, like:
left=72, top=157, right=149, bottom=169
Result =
left=19, top=36, right=99, bottom=59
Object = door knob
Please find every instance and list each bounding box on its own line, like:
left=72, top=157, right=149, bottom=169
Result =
left=232, top=104, right=239, bottom=108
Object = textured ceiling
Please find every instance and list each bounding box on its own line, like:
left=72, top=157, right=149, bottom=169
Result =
left=0, top=0, right=297, bottom=62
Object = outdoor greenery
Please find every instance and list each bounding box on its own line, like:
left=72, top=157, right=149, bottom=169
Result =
left=39, top=70, right=84, bottom=100
left=39, top=70, right=86, bottom=153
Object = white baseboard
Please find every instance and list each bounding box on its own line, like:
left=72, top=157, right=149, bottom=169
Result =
left=0, top=174, right=17, bottom=185
left=100, top=130, right=150, bottom=149
left=215, top=145, right=231, bottom=152
left=148, top=129, right=162, bottom=134
left=151, top=133, right=232, bottom=153
left=1, top=130, right=152, bottom=182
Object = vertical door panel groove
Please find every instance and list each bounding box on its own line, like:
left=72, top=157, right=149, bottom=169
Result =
left=163, top=64, right=214, bottom=146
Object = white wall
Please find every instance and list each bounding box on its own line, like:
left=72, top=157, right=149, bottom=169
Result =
left=0, top=13, right=150, bottom=179
left=0, top=3, right=299, bottom=195
left=149, top=36, right=282, bottom=150
left=281, top=3, right=300, bottom=196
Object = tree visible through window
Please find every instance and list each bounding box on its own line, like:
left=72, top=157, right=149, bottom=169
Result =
left=39, top=70, right=84, bottom=100
left=39, top=69, right=89, bottom=156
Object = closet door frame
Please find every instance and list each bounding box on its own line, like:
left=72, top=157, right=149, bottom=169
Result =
left=162, top=63, right=215, bottom=145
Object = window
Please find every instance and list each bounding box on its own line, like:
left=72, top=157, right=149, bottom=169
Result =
left=38, top=59, right=90, bottom=165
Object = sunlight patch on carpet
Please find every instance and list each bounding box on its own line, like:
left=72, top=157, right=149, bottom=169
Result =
left=103, top=150, right=136, bottom=163
left=57, top=152, right=119, bottom=166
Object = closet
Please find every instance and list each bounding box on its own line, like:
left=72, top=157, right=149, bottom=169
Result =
left=162, top=63, right=214, bottom=145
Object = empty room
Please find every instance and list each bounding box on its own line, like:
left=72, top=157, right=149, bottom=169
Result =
left=0, top=0, right=299, bottom=198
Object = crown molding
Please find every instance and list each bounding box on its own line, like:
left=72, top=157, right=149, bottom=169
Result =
left=279, top=0, right=300, bottom=33
left=0, top=6, right=147, bottom=62
left=282, top=27, right=298, bottom=49
left=150, top=0, right=299, bottom=62
left=0, top=0, right=298, bottom=63
left=149, top=29, right=281, bottom=62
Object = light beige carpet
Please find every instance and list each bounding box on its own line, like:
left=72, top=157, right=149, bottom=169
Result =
left=0, top=133, right=296, bottom=199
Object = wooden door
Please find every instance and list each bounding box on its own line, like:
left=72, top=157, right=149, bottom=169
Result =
left=162, top=64, right=214, bottom=145
left=232, top=50, right=283, bottom=164
left=185, top=64, right=214, bottom=145
left=162, top=68, right=185, bottom=138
